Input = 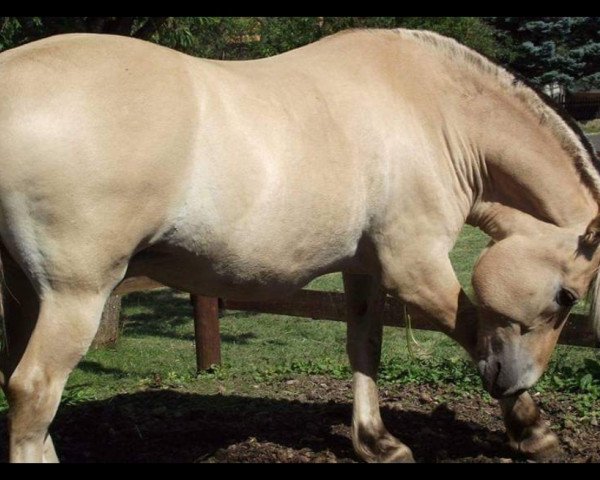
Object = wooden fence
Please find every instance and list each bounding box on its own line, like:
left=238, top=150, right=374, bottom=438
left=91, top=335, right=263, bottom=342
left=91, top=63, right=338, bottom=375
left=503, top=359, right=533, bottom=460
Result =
left=564, top=97, right=600, bottom=122
left=190, top=289, right=598, bottom=372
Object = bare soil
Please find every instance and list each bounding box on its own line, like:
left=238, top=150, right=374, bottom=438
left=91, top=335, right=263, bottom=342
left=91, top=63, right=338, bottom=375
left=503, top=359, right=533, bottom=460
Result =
left=1, top=376, right=598, bottom=463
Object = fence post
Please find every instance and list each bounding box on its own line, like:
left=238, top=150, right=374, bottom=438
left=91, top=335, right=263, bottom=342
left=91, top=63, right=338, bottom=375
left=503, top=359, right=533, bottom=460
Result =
left=92, top=294, right=122, bottom=348
left=191, top=295, right=221, bottom=372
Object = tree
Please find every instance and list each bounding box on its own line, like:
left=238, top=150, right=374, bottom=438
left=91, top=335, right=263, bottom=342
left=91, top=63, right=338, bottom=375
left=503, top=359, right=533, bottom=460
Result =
left=158, top=17, right=505, bottom=61
left=568, top=17, right=600, bottom=90
left=1, top=17, right=506, bottom=63
left=0, top=17, right=168, bottom=51
left=486, top=17, right=600, bottom=90
left=92, top=295, right=122, bottom=348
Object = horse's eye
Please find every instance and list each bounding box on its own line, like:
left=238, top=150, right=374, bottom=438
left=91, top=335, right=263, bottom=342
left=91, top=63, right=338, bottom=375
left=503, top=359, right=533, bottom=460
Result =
left=556, top=289, right=578, bottom=307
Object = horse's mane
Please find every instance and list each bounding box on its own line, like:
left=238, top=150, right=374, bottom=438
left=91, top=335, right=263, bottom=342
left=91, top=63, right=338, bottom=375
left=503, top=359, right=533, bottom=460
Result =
left=389, top=29, right=600, bottom=200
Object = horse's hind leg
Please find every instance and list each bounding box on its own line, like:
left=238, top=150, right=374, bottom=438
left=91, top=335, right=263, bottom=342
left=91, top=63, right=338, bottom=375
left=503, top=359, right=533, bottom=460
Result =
left=0, top=253, right=109, bottom=462
left=0, top=251, right=58, bottom=462
left=6, top=291, right=108, bottom=462
left=343, top=272, right=415, bottom=463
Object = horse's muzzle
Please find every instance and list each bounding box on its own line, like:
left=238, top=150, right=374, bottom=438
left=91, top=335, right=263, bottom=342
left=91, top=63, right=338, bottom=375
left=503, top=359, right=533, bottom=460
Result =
left=477, top=356, right=534, bottom=399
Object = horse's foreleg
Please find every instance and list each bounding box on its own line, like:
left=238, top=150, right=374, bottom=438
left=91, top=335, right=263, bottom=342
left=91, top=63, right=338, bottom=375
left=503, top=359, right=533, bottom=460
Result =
left=451, top=313, right=561, bottom=459
left=378, top=251, right=560, bottom=461
left=2, top=274, right=108, bottom=463
left=445, top=305, right=561, bottom=461
left=417, top=286, right=560, bottom=460
left=397, top=273, right=560, bottom=460
left=343, top=273, right=415, bottom=463
left=42, top=435, right=59, bottom=463
left=420, top=276, right=561, bottom=460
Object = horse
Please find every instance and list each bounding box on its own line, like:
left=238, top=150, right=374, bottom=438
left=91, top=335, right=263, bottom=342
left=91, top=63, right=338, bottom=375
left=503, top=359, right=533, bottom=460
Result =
left=0, top=28, right=598, bottom=463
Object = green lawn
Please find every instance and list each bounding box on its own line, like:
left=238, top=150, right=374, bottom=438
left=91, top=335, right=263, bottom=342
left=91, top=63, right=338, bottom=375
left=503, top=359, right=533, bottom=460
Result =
left=581, top=119, right=600, bottom=134
left=1, top=226, right=599, bottom=423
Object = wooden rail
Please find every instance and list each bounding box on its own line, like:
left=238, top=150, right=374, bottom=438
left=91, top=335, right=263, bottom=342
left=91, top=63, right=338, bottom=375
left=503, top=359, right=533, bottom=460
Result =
left=190, top=288, right=598, bottom=371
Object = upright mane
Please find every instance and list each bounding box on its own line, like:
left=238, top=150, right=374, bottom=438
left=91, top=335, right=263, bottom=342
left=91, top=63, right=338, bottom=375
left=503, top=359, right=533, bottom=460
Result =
left=393, top=28, right=600, bottom=201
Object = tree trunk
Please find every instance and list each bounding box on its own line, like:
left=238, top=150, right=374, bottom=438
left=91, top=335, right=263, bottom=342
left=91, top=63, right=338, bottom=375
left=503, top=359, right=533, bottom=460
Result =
left=92, top=294, right=122, bottom=348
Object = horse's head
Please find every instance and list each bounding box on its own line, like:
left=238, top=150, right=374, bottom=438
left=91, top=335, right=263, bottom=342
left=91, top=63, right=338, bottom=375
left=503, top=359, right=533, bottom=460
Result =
left=471, top=212, right=600, bottom=399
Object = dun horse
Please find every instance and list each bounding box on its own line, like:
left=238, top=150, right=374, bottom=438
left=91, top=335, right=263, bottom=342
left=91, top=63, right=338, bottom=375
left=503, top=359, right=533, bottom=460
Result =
left=0, top=29, right=598, bottom=463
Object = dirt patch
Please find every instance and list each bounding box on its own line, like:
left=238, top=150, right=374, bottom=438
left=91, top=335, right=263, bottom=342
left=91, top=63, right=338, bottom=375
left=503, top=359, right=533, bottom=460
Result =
left=1, top=376, right=598, bottom=463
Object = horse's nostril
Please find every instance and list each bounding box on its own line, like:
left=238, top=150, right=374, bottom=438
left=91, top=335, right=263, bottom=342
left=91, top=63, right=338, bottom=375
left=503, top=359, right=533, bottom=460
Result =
left=479, top=358, right=506, bottom=397
left=493, top=360, right=502, bottom=387
left=491, top=337, right=504, bottom=354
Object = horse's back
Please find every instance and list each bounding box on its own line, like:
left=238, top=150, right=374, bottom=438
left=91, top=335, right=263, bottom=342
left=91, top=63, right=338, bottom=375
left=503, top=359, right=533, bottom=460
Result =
left=0, top=31, right=432, bottom=293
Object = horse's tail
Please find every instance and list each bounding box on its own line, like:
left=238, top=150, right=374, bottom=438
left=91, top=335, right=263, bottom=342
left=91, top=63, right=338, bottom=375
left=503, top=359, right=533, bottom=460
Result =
left=588, top=270, right=600, bottom=346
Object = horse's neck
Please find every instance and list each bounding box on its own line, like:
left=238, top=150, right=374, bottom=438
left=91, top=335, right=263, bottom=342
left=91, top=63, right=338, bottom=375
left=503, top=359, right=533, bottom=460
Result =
left=456, top=88, right=598, bottom=230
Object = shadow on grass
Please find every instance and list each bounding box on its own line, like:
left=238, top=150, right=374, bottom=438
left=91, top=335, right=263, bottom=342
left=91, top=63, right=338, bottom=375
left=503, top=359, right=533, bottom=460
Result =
left=121, top=290, right=262, bottom=344
left=0, top=390, right=512, bottom=463
left=77, top=361, right=127, bottom=377
left=221, top=332, right=258, bottom=344
left=121, top=290, right=194, bottom=341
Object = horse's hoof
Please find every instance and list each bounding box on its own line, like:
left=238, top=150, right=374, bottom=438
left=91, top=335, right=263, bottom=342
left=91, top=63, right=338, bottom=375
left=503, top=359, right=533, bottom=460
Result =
left=355, top=433, right=416, bottom=463
left=383, top=447, right=416, bottom=463
left=509, top=427, right=563, bottom=462
left=367, top=445, right=415, bottom=463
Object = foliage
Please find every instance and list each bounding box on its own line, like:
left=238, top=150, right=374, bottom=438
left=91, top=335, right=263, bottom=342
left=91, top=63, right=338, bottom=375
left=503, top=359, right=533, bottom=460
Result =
left=0, top=17, right=168, bottom=51
left=3, top=16, right=598, bottom=91
left=0, top=16, right=506, bottom=62
left=151, top=17, right=506, bottom=61
left=485, top=17, right=600, bottom=90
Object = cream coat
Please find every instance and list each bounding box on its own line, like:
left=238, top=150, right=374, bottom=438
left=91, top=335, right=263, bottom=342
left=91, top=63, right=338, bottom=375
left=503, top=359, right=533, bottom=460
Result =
left=0, top=29, right=598, bottom=462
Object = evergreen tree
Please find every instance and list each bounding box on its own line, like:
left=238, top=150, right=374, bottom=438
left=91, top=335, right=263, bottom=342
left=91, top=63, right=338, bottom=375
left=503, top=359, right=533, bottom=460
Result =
left=486, top=17, right=600, bottom=90
left=570, top=17, right=600, bottom=90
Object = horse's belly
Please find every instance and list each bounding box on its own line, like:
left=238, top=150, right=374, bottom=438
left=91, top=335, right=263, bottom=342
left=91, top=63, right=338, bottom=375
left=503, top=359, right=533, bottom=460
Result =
left=127, top=221, right=366, bottom=299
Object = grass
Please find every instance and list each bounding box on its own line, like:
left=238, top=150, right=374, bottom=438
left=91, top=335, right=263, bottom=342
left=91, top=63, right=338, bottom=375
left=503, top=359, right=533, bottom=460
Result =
left=581, top=119, right=600, bottom=134
left=1, top=226, right=599, bottom=424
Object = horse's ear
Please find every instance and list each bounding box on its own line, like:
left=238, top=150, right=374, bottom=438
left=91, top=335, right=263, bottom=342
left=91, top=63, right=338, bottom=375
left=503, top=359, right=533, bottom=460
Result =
left=583, top=215, right=600, bottom=247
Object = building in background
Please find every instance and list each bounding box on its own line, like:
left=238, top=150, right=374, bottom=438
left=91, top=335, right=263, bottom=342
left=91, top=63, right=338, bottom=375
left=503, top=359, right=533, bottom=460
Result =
left=564, top=90, right=600, bottom=121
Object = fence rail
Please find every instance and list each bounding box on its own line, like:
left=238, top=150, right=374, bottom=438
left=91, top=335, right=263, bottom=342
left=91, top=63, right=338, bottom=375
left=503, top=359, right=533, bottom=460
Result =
left=563, top=100, right=600, bottom=121
left=189, top=288, right=598, bottom=372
